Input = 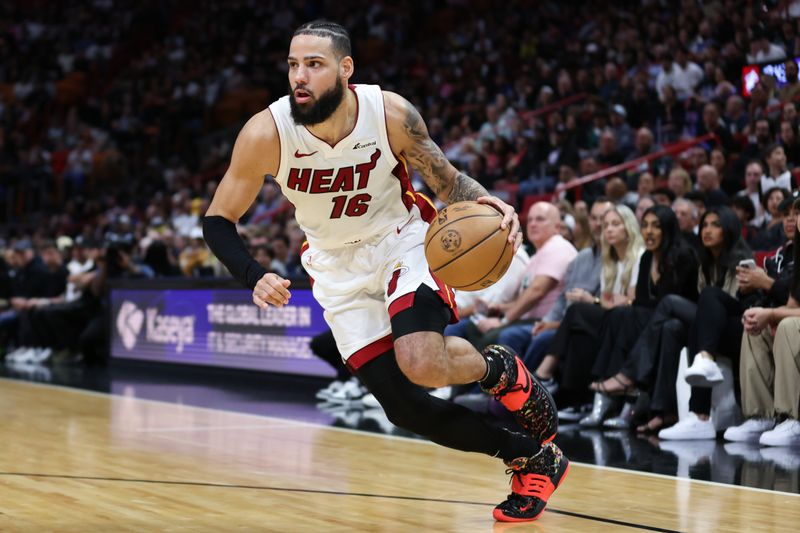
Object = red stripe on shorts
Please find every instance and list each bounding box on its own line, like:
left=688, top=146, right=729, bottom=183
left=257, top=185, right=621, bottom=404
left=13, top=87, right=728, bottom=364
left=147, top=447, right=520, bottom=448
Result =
left=346, top=334, right=394, bottom=372
left=387, top=292, right=415, bottom=318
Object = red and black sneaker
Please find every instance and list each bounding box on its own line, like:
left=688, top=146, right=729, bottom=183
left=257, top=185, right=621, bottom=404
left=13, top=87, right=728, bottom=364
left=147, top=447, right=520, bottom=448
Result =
left=493, top=442, right=570, bottom=522
left=480, top=344, right=558, bottom=446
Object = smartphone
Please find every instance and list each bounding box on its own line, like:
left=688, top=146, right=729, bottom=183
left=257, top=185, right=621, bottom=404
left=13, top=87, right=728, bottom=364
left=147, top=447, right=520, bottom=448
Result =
left=738, top=259, right=756, bottom=269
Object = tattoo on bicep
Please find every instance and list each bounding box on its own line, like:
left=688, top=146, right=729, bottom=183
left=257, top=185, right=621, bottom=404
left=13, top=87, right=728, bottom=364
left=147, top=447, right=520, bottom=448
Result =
left=402, top=100, right=488, bottom=202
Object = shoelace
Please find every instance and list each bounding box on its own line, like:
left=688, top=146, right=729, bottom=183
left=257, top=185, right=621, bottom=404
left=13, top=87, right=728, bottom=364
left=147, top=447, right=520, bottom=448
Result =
left=493, top=381, right=523, bottom=401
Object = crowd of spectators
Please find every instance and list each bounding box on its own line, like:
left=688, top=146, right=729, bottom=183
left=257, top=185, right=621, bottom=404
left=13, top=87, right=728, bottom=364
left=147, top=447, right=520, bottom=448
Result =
left=1, top=1, right=800, bottom=449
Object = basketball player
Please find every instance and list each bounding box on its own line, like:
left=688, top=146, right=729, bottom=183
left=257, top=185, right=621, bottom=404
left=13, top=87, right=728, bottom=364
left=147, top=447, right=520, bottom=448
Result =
left=203, top=21, right=567, bottom=522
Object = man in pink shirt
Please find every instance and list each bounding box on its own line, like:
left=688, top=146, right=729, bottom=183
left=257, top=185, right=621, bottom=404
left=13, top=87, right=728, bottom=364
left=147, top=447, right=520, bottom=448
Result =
left=477, top=202, right=577, bottom=345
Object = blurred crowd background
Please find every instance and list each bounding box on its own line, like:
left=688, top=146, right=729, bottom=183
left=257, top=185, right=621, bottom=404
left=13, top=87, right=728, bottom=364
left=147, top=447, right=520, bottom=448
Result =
left=1, top=0, right=799, bottom=374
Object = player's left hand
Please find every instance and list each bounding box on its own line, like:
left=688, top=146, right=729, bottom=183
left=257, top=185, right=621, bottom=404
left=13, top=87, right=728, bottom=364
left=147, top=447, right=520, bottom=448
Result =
left=477, top=196, right=522, bottom=252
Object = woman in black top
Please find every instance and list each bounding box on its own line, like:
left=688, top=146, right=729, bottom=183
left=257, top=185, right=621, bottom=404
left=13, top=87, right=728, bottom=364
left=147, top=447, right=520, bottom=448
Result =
left=589, top=207, right=701, bottom=431
left=581, top=206, right=698, bottom=426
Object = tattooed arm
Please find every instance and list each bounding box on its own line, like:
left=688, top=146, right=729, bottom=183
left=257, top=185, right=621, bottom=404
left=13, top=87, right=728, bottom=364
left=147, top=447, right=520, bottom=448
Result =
left=384, top=91, right=485, bottom=202
left=384, top=91, right=521, bottom=248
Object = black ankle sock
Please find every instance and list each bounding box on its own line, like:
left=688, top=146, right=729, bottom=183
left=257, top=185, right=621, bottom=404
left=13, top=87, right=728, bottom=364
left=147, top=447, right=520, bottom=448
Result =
left=479, top=351, right=504, bottom=389
left=497, top=428, right=539, bottom=462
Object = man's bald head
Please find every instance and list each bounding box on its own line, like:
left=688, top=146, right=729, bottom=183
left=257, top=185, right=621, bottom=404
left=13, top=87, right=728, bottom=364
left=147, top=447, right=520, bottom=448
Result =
left=696, top=164, right=720, bottom=192
left=526, top=202, right=561, bottom=248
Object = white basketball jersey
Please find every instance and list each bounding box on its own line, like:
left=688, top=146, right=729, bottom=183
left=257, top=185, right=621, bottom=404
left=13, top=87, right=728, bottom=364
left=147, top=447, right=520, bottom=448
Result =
left=269, top=84, right=430, bottom=250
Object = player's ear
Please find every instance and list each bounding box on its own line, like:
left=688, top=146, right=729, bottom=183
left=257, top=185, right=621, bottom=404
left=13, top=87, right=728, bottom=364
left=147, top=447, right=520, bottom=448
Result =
left=339, top=56, right=354, bottom=80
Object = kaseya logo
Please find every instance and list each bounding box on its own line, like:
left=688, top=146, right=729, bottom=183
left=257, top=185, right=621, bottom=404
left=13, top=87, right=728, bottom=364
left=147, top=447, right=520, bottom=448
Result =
left=116, top=301, right=144, bottom=350
left=115, top=300, right=195, bottom=353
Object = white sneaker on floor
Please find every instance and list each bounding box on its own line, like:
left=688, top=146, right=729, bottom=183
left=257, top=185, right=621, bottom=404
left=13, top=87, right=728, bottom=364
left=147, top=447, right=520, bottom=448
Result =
left=684, top=355, right=724, bottom=387
left=316, top=379, right=346, bottom=400
left=658, top=412, right=716, bottom=440
left=5, top=346, right=31, bottom=362
left=758, top=419, right=800, bottom=447
left=9, top=347, right=38, bottom=364
left=361, top=392, right=381, bottom=409
left=325, top=378, right=367, bottom=404
left=723, top=418, right=776, bottom=443
left=30, top=347, right=52, bottom=364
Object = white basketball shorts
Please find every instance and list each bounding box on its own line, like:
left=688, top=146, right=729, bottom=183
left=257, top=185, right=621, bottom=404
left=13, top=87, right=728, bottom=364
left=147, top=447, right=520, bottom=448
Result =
left=300, top=208, right=458, bottom=371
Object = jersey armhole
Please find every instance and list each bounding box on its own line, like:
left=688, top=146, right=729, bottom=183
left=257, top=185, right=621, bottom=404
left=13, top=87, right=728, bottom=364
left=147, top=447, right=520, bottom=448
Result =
left=379, top=91, right=401, bottom=169
left=266, top=107, right=282, bottom=182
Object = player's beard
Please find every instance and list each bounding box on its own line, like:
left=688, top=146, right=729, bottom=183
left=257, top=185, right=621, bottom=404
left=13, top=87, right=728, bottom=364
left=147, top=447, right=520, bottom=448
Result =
left=289, top=80, right=345, bottom=126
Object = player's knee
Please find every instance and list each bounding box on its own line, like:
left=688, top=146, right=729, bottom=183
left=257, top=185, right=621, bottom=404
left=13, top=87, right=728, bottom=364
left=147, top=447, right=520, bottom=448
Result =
left=395, top=350, right=447, bottom=387
left=395, top=335, right=448, bottom=388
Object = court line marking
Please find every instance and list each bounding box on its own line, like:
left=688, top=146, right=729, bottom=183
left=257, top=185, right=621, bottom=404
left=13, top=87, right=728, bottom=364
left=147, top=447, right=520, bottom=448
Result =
left=3, top=376, right=799, bottom=500
left=0, top=471, right=679, bottom=532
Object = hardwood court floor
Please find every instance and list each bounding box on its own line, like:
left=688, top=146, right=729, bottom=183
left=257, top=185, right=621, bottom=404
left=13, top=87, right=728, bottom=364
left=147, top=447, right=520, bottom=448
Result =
left=0, top=378, right=797, bottom=532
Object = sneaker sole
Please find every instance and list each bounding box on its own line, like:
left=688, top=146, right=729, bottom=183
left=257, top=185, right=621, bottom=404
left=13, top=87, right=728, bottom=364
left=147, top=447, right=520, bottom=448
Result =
left=723, top=433, right=763, bottom=443
left=492, top=457, right=571, bottom=523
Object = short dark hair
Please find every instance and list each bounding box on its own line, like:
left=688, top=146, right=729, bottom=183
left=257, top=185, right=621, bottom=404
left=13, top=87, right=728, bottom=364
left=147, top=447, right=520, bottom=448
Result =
left=730, top=195, right=756, bottom=221
left=762, top=142, right=783, bottom=160
left=293, top=20, right=351, bottom=60
left=683, top=190, right=707, bottom=207
left=590, top=195, right=611, bottom=206
left=755, top=117, right=773, bottom=133
left=745, top=159, right=764, bottom=171
left=652, top=187, right=676, bottom=203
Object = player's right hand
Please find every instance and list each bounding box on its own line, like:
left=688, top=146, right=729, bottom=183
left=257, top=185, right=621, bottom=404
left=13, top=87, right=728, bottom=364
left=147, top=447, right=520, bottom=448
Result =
left=253, top=273, right=292, bottom=309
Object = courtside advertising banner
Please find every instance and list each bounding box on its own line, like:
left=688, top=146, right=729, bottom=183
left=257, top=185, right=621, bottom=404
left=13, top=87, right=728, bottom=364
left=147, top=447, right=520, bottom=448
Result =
left=110, top=286, right=334, bottom=377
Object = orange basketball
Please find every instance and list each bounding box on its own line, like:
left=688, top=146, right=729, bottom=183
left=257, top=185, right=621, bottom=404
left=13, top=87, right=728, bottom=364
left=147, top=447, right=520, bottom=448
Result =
left=424, top=201, right=514, bottom=291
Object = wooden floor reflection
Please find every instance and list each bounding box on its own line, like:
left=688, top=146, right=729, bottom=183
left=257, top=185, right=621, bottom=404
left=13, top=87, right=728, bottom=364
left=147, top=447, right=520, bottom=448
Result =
left=0, top=378, right=797, bottom=532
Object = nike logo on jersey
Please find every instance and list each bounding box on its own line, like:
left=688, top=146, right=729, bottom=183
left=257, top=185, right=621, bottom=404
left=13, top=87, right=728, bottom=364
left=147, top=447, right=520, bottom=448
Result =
left=294, top=149, right=318, bottom=158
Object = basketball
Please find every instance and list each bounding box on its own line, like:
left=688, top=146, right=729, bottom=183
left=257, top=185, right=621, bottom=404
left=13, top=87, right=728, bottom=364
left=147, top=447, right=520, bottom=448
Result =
left=424, top=201, right=514, bottom=291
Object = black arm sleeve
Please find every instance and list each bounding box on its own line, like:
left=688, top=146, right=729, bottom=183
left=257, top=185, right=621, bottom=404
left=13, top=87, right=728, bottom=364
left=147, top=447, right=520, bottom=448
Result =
left=202, top=215, right=268, bottom=289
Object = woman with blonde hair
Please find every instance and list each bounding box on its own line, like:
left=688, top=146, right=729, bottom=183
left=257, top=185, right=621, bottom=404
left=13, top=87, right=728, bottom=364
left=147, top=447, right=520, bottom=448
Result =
left=599, top=204, right=644, bottom=306
left=533, top=204, right=644, bottom=411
